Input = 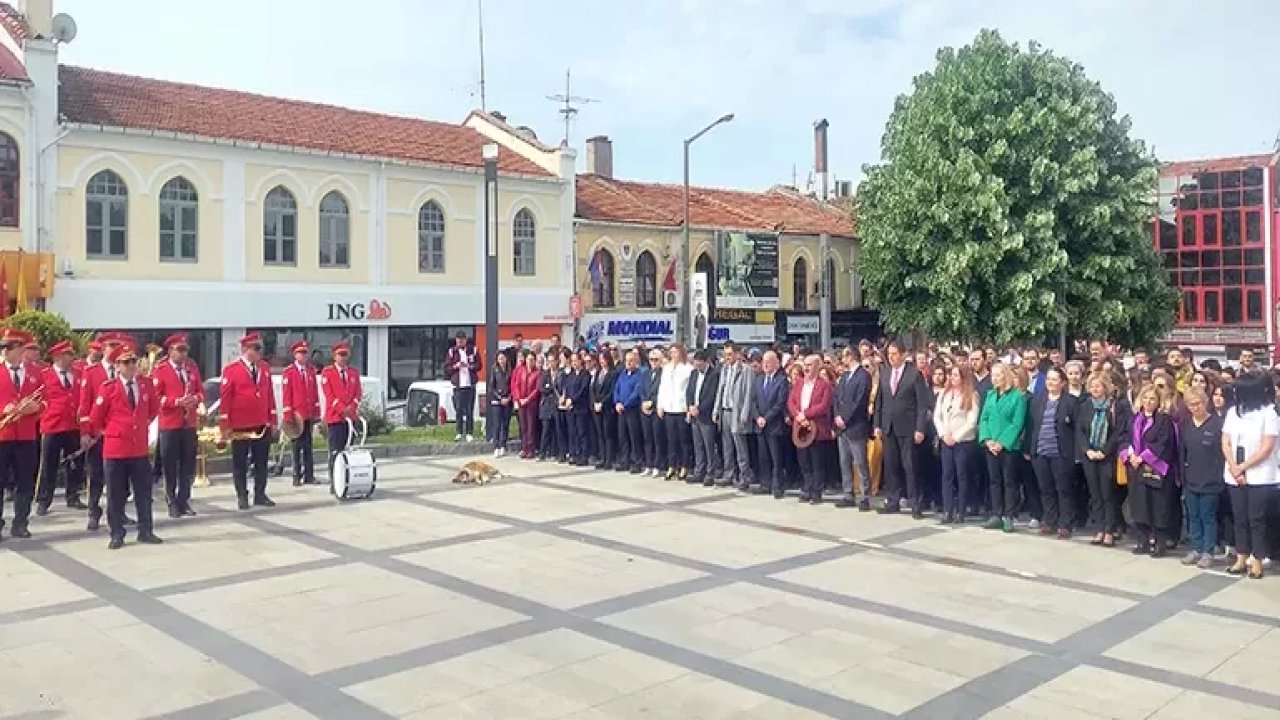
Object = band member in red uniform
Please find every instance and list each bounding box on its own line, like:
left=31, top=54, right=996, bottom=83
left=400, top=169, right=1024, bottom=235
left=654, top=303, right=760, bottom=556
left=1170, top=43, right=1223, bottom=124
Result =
left=0, top=329, right=46, bottom=540
left=23, top=340, right=45, bottom=371
left=320, top=341, right=361, bottom=468
left=89, top=345, right=161, bottom=549
left=78, top=331, right=129, bottom=530
left=219, top=332, right=277, bottom=509
left=281, top=340, right=319, bottom=486
left=35, top=340, right=85, bottom=515
left=152, top=333, right=203, bottom=518
left=25, top=339, right=46, bottom=475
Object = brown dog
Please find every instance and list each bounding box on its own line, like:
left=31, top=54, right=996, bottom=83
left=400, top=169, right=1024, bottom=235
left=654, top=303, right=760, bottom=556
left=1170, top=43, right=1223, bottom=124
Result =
left=451, top=460, right=503, bottom=486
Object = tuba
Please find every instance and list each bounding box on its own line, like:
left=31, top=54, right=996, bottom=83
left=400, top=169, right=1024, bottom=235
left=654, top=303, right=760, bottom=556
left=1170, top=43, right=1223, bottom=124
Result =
left=791, top=416, right=816, bottom=449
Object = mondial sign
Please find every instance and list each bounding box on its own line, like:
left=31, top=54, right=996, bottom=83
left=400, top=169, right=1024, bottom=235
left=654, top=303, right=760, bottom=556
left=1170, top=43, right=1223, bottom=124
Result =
left=581, top=313, right=676, bottom=346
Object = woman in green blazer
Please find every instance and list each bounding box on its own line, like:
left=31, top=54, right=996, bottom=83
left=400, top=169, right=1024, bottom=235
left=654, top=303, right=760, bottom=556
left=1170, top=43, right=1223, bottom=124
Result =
left=979, top=363, right=1028, bottom=532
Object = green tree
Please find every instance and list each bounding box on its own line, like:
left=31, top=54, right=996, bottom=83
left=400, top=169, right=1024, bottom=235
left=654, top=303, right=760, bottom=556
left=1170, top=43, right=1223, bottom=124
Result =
left=857, top=29, right=1177, bottom=347
left=1, top=310, right=87, bottom=356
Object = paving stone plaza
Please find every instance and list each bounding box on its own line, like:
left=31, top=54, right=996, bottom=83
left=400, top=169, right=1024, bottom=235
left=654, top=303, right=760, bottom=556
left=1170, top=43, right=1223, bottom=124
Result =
left=2, top=455, right=1279, bottom=719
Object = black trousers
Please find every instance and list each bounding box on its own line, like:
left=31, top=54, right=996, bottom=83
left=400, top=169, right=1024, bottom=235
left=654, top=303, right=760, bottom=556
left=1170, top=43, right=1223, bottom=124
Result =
left=159, top=428, right=197, bottom=510
left=1229, top=484, right=1272, bottom=558
left=567, top=412, right=589, bottom=461
left=1082, top=458, right=1120, bottom=533
left=641, top=411, right=664, bottom=469
left=37, top=430, right=84, bottom=506
left=231, top=433, right=271, bottom=499
left=593, top=410, right=617, bottom=467
left=106, top=456, right=153, bottom=540
left=0, top=440, right=37, bottom=530
left=327, top=422, right=351, bottom=471
left=882, top=433, right=920, bottom=509
left=292, top=419, right=316, bottom=482
left=756, top=431, right=784, bottom=495
left=798, top=441, right=835, bottom=499
left=986, top=450, right=1020, bottom=519
left=1130, top=477, right=1176, bottom=537
left=1031, top=455, right=1077, bottom=529
left=663, top=412, right=690, bottom=471
left=618, top=408, right=642, bottom=469
left=454, top=386, right=476, bottom=437
left=538, top=413, right=558, bottom=457
left=86, top=441, right=105, bottom=516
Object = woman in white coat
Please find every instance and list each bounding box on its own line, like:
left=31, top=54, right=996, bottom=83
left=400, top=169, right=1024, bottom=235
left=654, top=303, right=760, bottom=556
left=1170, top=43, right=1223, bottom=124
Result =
left=656, top=343, right=693, bottom=480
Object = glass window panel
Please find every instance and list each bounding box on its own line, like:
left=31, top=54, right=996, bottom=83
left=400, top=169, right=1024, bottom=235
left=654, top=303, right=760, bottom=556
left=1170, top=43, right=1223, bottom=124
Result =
left=1179, top=193, right=1199, bottom=211
left=86, top=200, right=102, bottom=226
left=1182, top=291, right=1199, bottom=323
left=1198, top=172, right=1219, bottom=191
left=160, top=234, right=174, bottom=259
left=108, top=200, right=126, bottom=227
left=1224, top=288, right=1243, bottom=324
left=1201, top=249, right=1220, bottom=268
left=1224, top=268, right=1242, bottom=286
left=1201, top=214, right=1218, bottom=245
left=1246, top=211, right=1261, bottom=243
left=1223, top=248, right=1242, bottom=266
left=1247, top=289, right=1263, bottom=322
left=1180, top=215, right=1197, bottom=246
left=109, top=230, right=126, bottom=256
left=1158, top=220, right=1177, bottom=250
left=1243, top=167, right=1264, bottom=187
left=282, top=213, right=295, bottom=238
left=282, top=239, right=295, bottom=264
left=1244, top=188, right=1264, bottom=207
left=159, top=205, right=175, bottom=233
left=181, top=233, right=197, bottom=260
left=1222, top=190, right=1241, bottom=208
left=1223, top=212, right=1241, bottom=246
left=1204, top=291, right=1220, bottom=323
left=1245, top=248, right=1264, bottom=267
left=181, top=206, right=197, bottom=232
left=1201, top=268, right=1221, bottom=286
left=336, top=242, right=348, bottom=267
left=86, top=228, right=102, bottom=256
left=1181, top=268, right=1199, bottom=287
left=1222, top=170, right=1242, bottom=189
left=1199, top=191, right=1218, bottom=209
left=1246, top=268, right=1265, bottom=285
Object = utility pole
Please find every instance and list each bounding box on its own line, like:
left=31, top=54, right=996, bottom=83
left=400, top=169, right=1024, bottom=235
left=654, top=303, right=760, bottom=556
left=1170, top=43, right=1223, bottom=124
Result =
left=815, top=119, right=831, bottom=350
left=476, top=0, right=487, bottom=110
left=482, top=143, right=499, bottom=386
left=679, top=113, right=735, bottom=347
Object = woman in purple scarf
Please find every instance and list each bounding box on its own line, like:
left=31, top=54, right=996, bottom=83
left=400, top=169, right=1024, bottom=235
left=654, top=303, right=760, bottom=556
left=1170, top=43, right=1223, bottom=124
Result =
left=1120, top=385, right=1179, bottom=557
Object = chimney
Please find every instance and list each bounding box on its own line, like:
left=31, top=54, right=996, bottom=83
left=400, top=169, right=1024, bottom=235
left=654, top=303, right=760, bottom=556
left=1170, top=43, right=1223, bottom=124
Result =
left=585, top=135, right=613, bottom=178
left=813, top=119, right=829, bottom=200
left=490, top=110, right=507, bottom=122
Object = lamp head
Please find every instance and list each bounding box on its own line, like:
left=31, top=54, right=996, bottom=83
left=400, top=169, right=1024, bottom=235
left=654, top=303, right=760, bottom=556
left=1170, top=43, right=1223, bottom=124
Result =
left=482, top=143, right=500, bottom=162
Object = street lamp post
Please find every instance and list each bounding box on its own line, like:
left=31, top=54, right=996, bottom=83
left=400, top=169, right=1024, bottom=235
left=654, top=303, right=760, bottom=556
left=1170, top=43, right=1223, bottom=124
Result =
left=482, top=142, right=500, bottom=382
left=680, top=113, right=735, bottom=347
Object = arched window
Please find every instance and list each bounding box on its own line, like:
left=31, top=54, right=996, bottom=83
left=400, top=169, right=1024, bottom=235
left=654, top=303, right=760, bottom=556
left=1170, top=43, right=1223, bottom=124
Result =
left=0, top=133, right=18, bottom=227
left=159, top=176, right=198, bottom=262
left=513, top=208, right=536, bottom=276
left=590, top=248, right=616, bottom=308
left=635, top=250, right=657, bottom=308
left=86, top=170, right=128, bottom=259
left=793, top=257, right=808, bottom=310
left=318, top=191, right=350, bottom=267
left=418, top=200, right=445, bottom=273
left=825, top=257, right=836, bottom=306
left=263, top=186, right=297, bottom=266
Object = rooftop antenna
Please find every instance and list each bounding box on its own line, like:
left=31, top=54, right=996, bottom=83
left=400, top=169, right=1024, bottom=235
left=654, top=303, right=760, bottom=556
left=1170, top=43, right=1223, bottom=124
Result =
left=546, top=69, right=598, bottom=146
left=476, top=0, right=487, bottom=110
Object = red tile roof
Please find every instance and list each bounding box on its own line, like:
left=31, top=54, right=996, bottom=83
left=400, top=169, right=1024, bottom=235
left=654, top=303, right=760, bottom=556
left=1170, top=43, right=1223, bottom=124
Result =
left=58, top=65, right=552, bottom=177
left=0, top=42, right=26, bottom=82
left=0, top=2, right=29, bottom=45
left=1160, top=153, right=1275, bottom=177
left=575, top=174, right=855, bottom=237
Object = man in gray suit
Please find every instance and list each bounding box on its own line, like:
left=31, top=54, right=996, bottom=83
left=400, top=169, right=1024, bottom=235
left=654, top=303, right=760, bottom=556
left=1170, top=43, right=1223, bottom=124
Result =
left=712, top=343, right=755, bottom=489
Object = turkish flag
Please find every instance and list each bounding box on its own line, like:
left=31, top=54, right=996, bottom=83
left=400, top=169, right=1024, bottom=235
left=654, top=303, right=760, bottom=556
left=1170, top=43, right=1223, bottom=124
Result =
left=663, top=261, right=676, bottom=292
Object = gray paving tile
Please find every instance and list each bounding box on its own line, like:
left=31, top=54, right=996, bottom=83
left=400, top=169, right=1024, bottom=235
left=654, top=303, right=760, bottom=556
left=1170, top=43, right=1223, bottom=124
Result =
left=141, top=690, right=282, bottom=720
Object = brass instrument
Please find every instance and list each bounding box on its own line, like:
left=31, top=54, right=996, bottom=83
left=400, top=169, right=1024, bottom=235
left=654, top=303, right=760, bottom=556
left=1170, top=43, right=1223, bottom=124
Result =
left=0, top=386, right=43, bottom=428
left=138, top=344, right=163, bottom=377
left=282, top=414, right=305, bottom=440
left=195, top=426, right=222, bottom=488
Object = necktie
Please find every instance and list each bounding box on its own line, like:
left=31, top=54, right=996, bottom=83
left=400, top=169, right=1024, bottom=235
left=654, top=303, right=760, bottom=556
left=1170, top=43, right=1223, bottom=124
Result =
left=179, top=367, right=188, bottom=387
left=10, top=365, right=19, bottom=389
left=250, top=363, right=259, bottom=385
left=108, top=366, right=116, bottom=381
left=127, top=381, right=136, bottom=409
left=341, top=369, right=348, bottom=386
left=891, top=368, right=900, bottom=395
left=61, top=371, right=70, bottom=390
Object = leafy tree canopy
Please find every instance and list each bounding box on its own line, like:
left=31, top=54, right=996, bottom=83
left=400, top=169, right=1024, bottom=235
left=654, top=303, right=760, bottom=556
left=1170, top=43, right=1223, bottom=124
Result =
left=857, top=29, right=1177, bottom=348
left=2, top=310, right=87, bottom=357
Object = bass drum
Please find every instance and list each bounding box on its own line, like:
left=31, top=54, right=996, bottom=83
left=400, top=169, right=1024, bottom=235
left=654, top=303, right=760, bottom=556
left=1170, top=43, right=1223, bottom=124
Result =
left=330, top=449, right=377, bottom=500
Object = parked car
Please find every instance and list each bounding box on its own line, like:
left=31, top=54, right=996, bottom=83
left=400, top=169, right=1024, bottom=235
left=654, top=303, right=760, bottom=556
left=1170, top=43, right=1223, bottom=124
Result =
left=403, top=380, right=487, bottom=426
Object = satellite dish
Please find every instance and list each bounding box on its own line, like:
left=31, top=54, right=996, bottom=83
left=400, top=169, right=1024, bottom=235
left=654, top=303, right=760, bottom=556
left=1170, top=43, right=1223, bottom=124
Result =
left=51, top=13, right=77, bottom=43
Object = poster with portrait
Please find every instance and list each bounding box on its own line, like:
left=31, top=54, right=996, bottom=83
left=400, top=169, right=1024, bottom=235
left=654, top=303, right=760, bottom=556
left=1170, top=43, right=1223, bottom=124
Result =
left=715, top=231, right=779, bottom=309
left=690, top=272, right=709, bottom=350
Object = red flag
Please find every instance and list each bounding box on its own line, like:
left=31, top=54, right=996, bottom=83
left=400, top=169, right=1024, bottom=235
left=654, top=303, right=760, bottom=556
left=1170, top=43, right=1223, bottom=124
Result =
left=663, top=262, right=677, bottom=291
left=0, top=263, right=9, bottom=320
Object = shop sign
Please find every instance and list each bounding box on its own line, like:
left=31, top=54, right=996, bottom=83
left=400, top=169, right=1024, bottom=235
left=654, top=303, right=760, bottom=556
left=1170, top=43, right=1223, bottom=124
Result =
left=581, top=312, right=676, bottom=346
left=786, top=315, right=820, bottom=334
left=707, top=324, right=775, bottom=344
left=327, top=299, right=392, bottom=322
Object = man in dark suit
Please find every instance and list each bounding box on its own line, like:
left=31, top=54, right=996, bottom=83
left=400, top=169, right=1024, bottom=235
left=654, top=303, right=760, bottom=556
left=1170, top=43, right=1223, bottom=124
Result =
left=686, top=349, right=721, bottom=486
left=873, top=340, right=932, bottom=516
left=834, top=347, right=872, bottom=510
left=749, top=350, right=789, bottom=498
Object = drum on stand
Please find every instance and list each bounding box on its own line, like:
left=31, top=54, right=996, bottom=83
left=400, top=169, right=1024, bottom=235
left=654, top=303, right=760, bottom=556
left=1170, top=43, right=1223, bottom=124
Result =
left=331, top=448, right=377, bottom=500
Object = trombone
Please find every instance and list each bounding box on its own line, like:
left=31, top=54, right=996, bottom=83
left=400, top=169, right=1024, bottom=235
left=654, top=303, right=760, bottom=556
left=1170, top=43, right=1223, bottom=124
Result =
left=0, top=386, right=43, bottom=428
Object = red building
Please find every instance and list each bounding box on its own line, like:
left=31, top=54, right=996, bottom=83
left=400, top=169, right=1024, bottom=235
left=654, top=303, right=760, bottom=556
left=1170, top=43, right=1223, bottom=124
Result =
left=1155, top=153, right=1277, bottom=360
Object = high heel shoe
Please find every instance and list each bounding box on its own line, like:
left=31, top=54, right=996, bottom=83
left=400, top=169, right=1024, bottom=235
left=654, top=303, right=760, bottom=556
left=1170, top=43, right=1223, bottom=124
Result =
left=1101, top=533, right=1115, bottom=548
left=1248, top=557, right=1264, bottom=579
left=1090, top=533, right=1104, bottom=546
left=1227, top=556, right=1247, bottom=575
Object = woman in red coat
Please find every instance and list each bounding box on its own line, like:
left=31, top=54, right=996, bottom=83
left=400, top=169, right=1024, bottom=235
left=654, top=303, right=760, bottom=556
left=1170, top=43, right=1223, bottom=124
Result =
left=788, top=353, right=835, bottom=505
left=511, top=351, right=542, bottom=458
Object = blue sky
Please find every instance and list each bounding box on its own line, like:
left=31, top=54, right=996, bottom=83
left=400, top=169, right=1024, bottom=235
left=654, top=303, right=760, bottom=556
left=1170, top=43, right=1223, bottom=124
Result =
left=56, top=0, right=1280, bottom=191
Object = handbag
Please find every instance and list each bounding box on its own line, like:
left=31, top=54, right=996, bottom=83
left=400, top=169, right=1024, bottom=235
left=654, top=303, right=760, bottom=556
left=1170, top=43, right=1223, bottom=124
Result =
left=1115, top=458, right=1128, bottom=487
